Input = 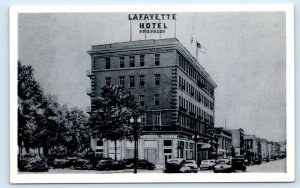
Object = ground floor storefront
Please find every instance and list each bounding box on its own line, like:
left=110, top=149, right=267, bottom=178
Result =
left=91, top=134, right=212, bottom=165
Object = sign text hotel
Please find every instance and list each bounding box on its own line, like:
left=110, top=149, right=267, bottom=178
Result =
left=128, top=14, right=177, bottom=34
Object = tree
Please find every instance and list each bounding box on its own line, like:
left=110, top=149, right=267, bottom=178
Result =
left=18, top=61, right=91, bottom=159
left=63, top=107, right=90, bottom=155
left=90, top=85, right=141, bottom=161
left=18, top=61, right=44, bottom=157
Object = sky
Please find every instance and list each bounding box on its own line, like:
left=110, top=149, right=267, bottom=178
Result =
left=18, top=12, right=286, bottom=142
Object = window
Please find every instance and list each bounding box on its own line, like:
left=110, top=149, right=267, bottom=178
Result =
left=105, top=58, right=110, bottom=69
left=119, top=57, right=124, bottom=68
left=154, top=94, right=160, bottom=106
left=93, top=58, right=96, bottom=69
left=164, top=140, right=172, bottom=146
left=154, top=54, right=160, bottom=66
left=139, top=95, right=145, bottom=106
left=140, top=75, right=145, bottom=86
left=210, top=101, right=214, bottom=110
left=140, top=114, right=146, bottom=125
left=105, top=77, right=111, bottom=85
left=154, top=74, right=160, bottom=86
left=129, top=56, right=135, bottom=67
left=153, top=112, right=161, bottom=126
left=179, top=76, right=182, bottom=89
left=119, top=76, right=125, bottom=87
left=96, top=140, right=103, bottom=146
left=140, top=55, right=145, bottom=66
left=129, top=76, right=135, bottom=87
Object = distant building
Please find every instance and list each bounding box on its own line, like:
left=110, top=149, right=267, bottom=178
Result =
left=259, top=138, right=268, bottom=159
left=230, top=128, right=244, bottom=156
left=213, top=127, right=232, bottom=158
left=267, top=141, right=274, bottom=159
left=244, top=134, right=260, bottom=161
left=87, top=38, right=217, bottom=165
left=278, top=141, right=286, bottom=154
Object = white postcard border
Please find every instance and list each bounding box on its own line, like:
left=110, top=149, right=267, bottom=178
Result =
left=10, top=4, right=295, bottom=183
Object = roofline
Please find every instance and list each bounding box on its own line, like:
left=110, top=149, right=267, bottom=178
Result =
left=87, top=38, right=217, bottom=88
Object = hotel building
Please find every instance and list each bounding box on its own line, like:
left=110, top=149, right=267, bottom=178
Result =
left=87, top=38, right=217, bottom=165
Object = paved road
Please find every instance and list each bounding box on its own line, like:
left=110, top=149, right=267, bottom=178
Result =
left=246, top=158, right=286, bottom=173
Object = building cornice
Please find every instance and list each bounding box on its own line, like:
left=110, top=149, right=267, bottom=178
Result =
left=88, top=38, right=217, bottom=87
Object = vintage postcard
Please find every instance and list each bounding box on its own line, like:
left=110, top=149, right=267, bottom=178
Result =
left=10, top=4, right=294, bottom=183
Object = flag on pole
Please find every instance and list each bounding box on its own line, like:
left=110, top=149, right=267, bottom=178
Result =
left=191, top=37, right=194, bottom=44
left=196, top=41, right=201, bottom=49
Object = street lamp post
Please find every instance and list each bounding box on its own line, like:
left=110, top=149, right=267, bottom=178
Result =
left=192, top=134, right=200, bottom=161
left=208, top=128, right=218, bottom=160
left=130, top=116, right=141, bottom=174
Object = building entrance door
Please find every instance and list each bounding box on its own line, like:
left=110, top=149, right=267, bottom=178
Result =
left=164, top=154, right=172, bottom=163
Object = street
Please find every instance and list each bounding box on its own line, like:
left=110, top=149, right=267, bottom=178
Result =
left=246, top=158, right=286, bottom=173
left=19, top=158, right=286, bottom=174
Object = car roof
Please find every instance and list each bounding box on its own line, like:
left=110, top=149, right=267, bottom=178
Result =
left=167, top=158, right=184, bottom=163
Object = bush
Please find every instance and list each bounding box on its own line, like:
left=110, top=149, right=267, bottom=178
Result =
left=18, top=155, right=49, bottom=172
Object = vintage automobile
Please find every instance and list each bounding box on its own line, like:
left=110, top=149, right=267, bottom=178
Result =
left=123, top=158, right=136, bottom=168
left=213, top=159, right=232, bottom=173
left=73, top=158, right=93, bottom=170
left=164, top=158, right=191, bottom=173
left=136, top=160, right=156, bottom=170
left=96, top=160, right=124, bottom=171
left=123, top=159, right=155, bottom=170
left=199, top=160, right=216, bottom=170
left=53, top=159, right=70, bottom=169
left=231, top=158, right=246, bottom=172
left=185, top=160, right=198, bottom=173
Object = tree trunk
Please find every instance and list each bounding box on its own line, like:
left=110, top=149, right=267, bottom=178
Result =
left=114, top=140, right=117, bottom=161
left=19, top=145, right=22, bottom=160
left=38, top=147, right=41, bottom=156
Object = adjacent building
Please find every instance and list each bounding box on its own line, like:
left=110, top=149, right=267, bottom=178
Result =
left=87, top=38, right=217, bottom=165
left=214, top=127, right=232, bottom=159
left=230, top=128, right=244, bottom=156
left=244, top=134, right=259, bottom=161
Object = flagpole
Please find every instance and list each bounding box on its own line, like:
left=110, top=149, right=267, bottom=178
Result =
left=159, top=19, right=161, bottom=39
left=196, top=43, right=198, bottom=61
left=130, top=19, right=132, bottom=42
left=174, top=19, right=177, bottom=38
left=144, top=19, right=146, bottom=40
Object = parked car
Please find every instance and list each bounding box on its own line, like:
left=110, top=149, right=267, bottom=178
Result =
left=53, top=159, right=70, bottom=169
left=96, top=160, right=125, bottom=171
left=185, top=160, right=198, bottom=173
left=199, top=160, right=216, bottom=170
left=73, top=158, right=93, bottom=170
left=136, top=160, right=156, bottom=170
left=45, top=156, right=55, bottom=167
left=123, top=158, right=136, bottom=168
left=124, top=159, right=156, bottom=170
left=164, top=158, right=191, bottom=173
left=253, top=158, right=262, bottom=165
left=67, top=157, right=79, bottom=167
left=231, top=158, right=246, bottom=172
left=243, top=159, right=250, bottom=166
left=213, top=159, right=232, bottom=173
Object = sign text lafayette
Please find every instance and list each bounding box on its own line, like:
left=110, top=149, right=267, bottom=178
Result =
left=128, top=14, right=176, bottom=34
